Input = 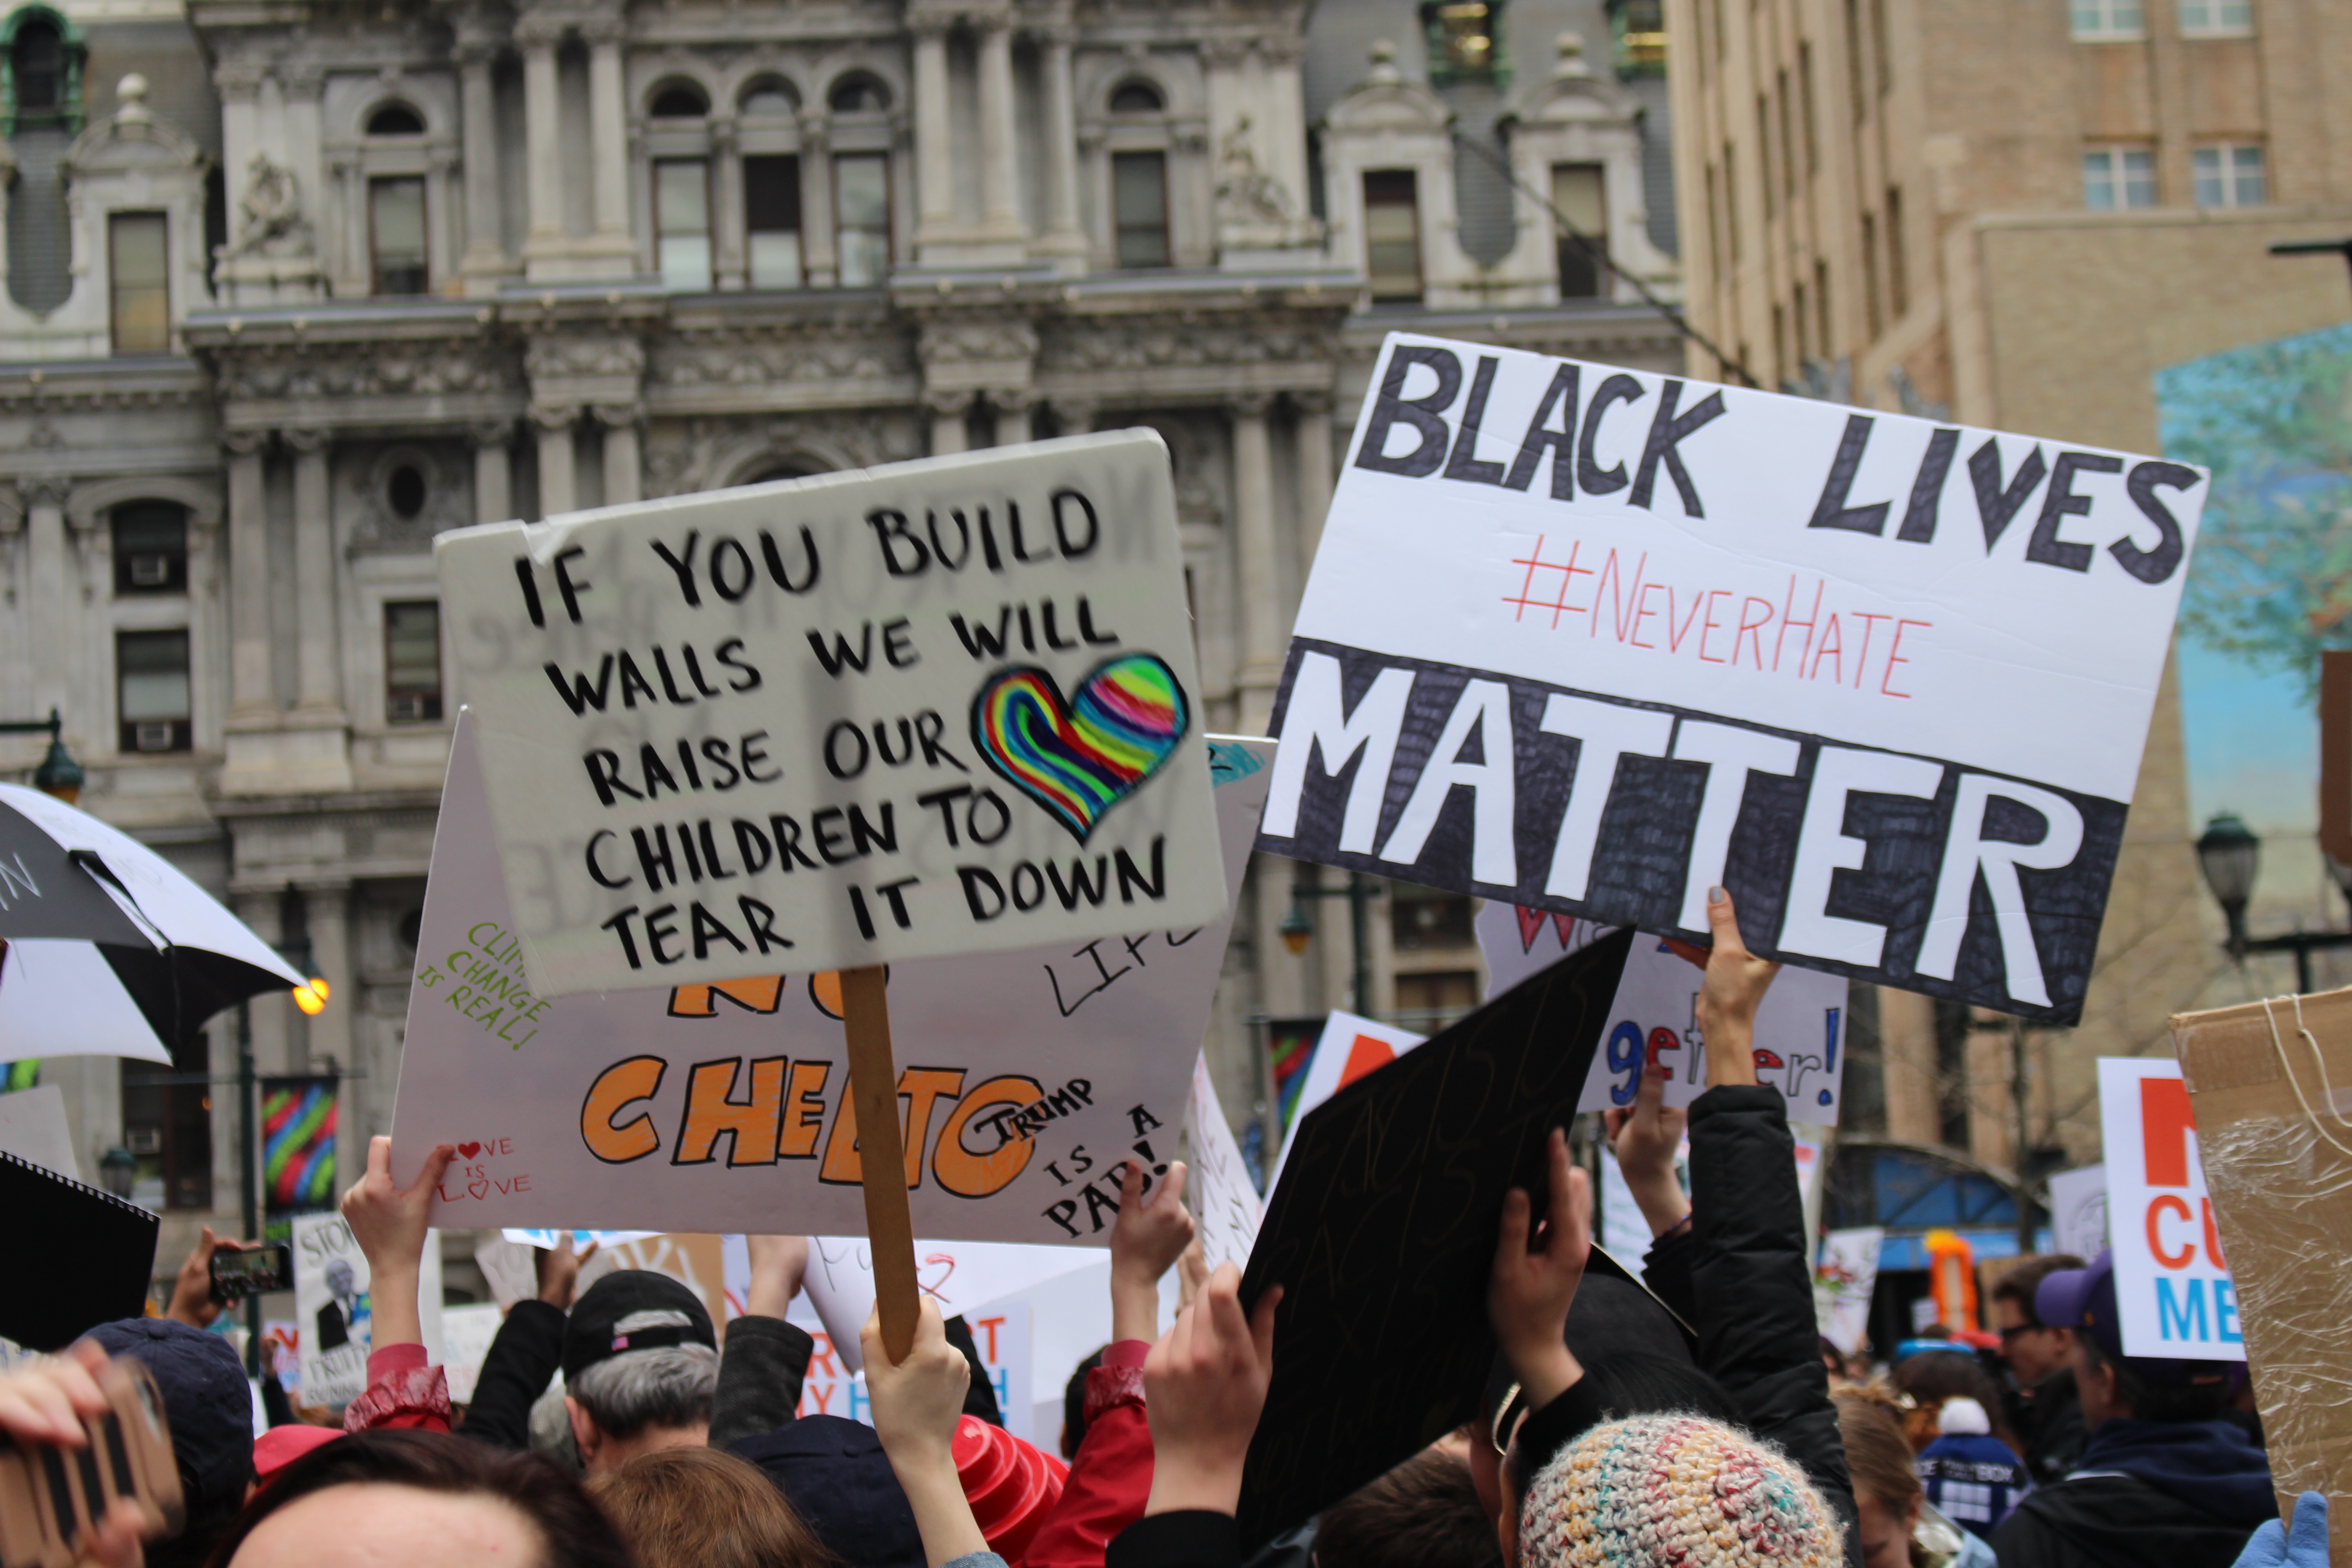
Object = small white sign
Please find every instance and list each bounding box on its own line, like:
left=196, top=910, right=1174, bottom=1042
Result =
left=1186, top=1055, right=1263, bottom=1274
left=2098, top=1060, right=2242, bottom=1361
left=1814, top=1227, right=1884, bottom=1356
left=2048, top=1163, right=2108, bottom=1261
left=291, top=1213, right=443, bottom=1408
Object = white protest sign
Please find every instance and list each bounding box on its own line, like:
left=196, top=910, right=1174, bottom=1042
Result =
left=798, top=1234, right=1092, bottom=1384
left=1476, top=901, right=1852, bottom=1122
left=0, top=1086, right=78, bottom=1179
left=1814, top=1227, right=1884, bottom=1355
left=1265, top=1010, right=1428, bottom=1195
left=393, top=718, right=1275, bottom=1245
left=291, top=1213, right=444, bottom=1408
left=1185, top=1055, right=1261, bottom=1273
left=2048, top=1163, right=2109, bottom=1261
left=791, top=1298, right=1037, bottom=1444
left=2098, top=1058, right=2242, bottom=1361
left=435, top=433, right=1223, bottom=997
left=438, top=1302, right=504, bottom=1404
left=1260, top=334, right=2205, bottom=1024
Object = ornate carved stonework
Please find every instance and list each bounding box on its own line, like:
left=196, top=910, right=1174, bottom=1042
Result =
left=652, top=327, right=915, bottom=388
left=917, top=319, right=1039, bottom=368
left=211, top=343, right=516, bottom=401
left=641, top=411, right=921, bottom=497
left=226, top=153, right=314, bottom=260
left=1038, top=315, right=1337, bottom=373
left=524, top=333, right=648, bottom=382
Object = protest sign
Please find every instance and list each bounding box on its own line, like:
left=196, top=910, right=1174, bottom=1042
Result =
left=1814, top=1227, right=1884, bottom=1356
left=1476, top=900, right=1851, bottom=1122
left=395, top=721, right=1273, bottom=1245
left=1238, top=929, right=1632, bottom=1548
left=0, top=1084, right=77, bottom=1178
left=1261, top=335, right=2205, bottom=1024
left=798, top=1234, right=1099, bottom=1377
left=291, top=1213, right=443, bottom=1407
left=1264, top=1010, right=1428, bottom=1194
left=439, top=1302, right=504, bottom=1404
left=2174, top=990, right=2352, bottom=1553
left=434, top=432, right=1222, bottom=996
left=2047, top=1164, right=2108, bottom=1260
left=788, top=1298, right=1037, bottom=1443
left=2097, top=1058, right=2241, bottom=1361
left=1186, top=1055, right=1262, bottom=1273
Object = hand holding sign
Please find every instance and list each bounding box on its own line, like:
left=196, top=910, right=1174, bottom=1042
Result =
left=1488, top=1127, right=1590, bottom=1408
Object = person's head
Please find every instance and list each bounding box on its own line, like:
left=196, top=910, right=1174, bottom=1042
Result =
left=1890, top=1351, right=2009, bottom=1456
left=1059, top=1345, right=1107, bottom=1460
left=561, top=1271, right=720, bottom=1476
left=323, top=1260, right=355, bottom=1303
left=1315, top=1447, right=1494, bottom=1568
left=1990, top=1254, right=2083, bottom=1385
left=2036, top=1251, right=2241, bottom=1431
left=84, top=1318, right=253, bottom=1568
left=589, top=1446, right=836, bottom=1568
left=208, top=1427, right=636, bottom=1568
left=1834, top=1390, right=1923, bottom=1568
left=1514, top=1414, right=1843, bottom=1568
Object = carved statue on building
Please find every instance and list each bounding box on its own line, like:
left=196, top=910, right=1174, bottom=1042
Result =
left=227, top=152, right=313, bottom=258
left=1215, top=115, right=1293, bottom=224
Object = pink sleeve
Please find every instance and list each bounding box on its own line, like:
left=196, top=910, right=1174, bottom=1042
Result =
left=1024, top=1340, right=1155, bottom=1568
left=344, top=1343, right=452, bottom=1433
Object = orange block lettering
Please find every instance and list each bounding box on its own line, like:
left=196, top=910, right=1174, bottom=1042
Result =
left=581, top=1056, right=666, bottom=1164
left=672, top=1056, right=785, bottom=1167
left=667, top=975, right=786, bottom=1017
left=2141, top=1075, right=2196, bottom=1188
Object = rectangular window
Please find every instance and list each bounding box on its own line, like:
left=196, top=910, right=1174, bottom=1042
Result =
left=1391, top=889, right=1475, bottom=950
left=1778, top=69, right=1798, bottom=194
left=122, top=1032, right=211, bottom=1211
left=834, top=152, right=891, bottom=287
left=1799, top=43, right=1819, bottom=172
left=1392, top=970, right=1480, bottom=1030
left=744, top=155, right=803, bottom=289
left=2193, top=144, right=2265, bottom=206
left=1861, top=211, right=1882, bottom=336
left=655, top=160, right=713, bottom=292
left=2070, top=0, right=2146, bottom=36
left=2082, top=146, right=2158, bottom=207
left=2177, top=0, right=2252, bottom=32
left=1550, top=162, right=1608, bottom=299
left=368, top=177, right=428, bottom=296
left=1772, top=303, right=1788, bottom=379
left=1362, top=169, right=1424, bottom=302
left=112, top=502, right=187, bottom=596
left=1886, top=184, right=1908, bottom=317
left=1704, top=162, right=1722, bottom=279
left=1723, top=144, right=1741, bottom=260
left=1793, top=280, right=1810, bottom=360
left=384, top=601, right=443, bottom=723
left=1870, top=0, right=1891, bottom=94
left=1815, top=259, right=1832, bottom=353
left=108, top=212, right=169, bottom=355
left=117, top=629, right=191, bottom=754
left=1757, top=95, right=1776, bottom=219
left=1112, top=152, right=1171, bottom=269
left=1845, top=0, right=1867, bottom=120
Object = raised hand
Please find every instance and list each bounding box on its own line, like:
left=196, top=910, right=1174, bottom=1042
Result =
left=745, top=1235, right=810, bottom=1319
left=1604, top=1063, right=1690, bottom=1238
left=862, top=1297, right=989, bottom=1568
left=535, top=1232, right=598, bottom=1310
left=1110, top=1157, right=1194, bottom=1343
left=1142, top=1263, right=1282, bottom=1518
left=1666, top=888, right=1781, bottom=1086
left=165, top=1226, right=257, bottom=1328
left=340, top=1135, right=454, bottom=1348
left=1487, top=1126, right=1589, bottom=1407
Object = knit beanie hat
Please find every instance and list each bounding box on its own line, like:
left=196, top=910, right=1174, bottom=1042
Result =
left=1518, top=1413, right=1844, bottom=1568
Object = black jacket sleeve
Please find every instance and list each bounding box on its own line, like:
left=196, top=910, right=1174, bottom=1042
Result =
left=1686, top=1085, right=1860, bottom=1568
left=1107, top=1512, right=1243, bottom=1568
left=708, top=1315, right=815, bottom=1450
left=1639, top=1226, right=1701, bottom=1333
left=461, top=1299, right=566, bottom=1451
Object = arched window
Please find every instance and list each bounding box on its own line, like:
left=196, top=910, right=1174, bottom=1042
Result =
left=827, top=72, right=889, bottom=113
left=649, top=79, right=709, bottom=118
left=4, top=6, right=83, bottom=134
left=1107, top=79, right=1163, bottom=114
left=745, top=463, right=817, bottom=485
left=366, top=102, right=424, bottom=136
left=739, top=76, right=798, bottom=117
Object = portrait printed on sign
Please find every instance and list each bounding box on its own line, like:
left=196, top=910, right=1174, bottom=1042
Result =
left=1262, top=334, right=2205, bottom=1024
left=434, top=432, right=1225, bottom=997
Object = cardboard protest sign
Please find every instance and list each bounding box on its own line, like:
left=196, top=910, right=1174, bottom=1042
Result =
left=393, top=718, right=1274, bottom=1245
left=291, top=1213, right=443, bottom=1407
left=433, top=433, right=1222, bottom=997
left=1186, top=1056, right=1262, bottom=1273
left=1261, top=335, right=2205, bottom=1024
left=1814, top=1227, right=1883, bottom=1356
left=2097, top=1058, right=2242, bottom=1361
left=2047, top=1164, right=2109, bottom=1261
left=1476, top=901, right=1852, bottom=1122
left=1237, top=929, right=1632, bottom=1548
left=2174, top=990, right=2352, bottom=1553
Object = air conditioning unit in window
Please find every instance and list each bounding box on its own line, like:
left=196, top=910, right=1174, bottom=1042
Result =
left=124, top=1128, right=162, bottom=1154
left=387, top=695, right=426, bottom=722
left=133, top=722, right=175, bottom=752
left=128, top=553, right=172, bottom=587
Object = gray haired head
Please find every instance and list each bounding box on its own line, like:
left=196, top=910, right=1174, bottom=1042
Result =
left=566, top=1342, right=718, bottom=1438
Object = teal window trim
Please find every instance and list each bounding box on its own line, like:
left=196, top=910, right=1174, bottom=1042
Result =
left=1, top=4, right=87, bottom=137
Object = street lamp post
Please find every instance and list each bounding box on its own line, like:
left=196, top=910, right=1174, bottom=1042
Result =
left=0, top=708, right=85, bottom=802
left=1279, top=870, right=1378, bottom=1018
left=2194, top=812, right=2352, bottom=994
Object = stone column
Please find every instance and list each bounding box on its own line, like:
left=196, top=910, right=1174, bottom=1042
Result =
left=1230, top=395, right=1283, bottom=735
left=799, top=114, right=837, bottom=285
left=1292, top=391, right=1336, bottom=573
left=534, top=406, right=579, bottom=516
left=286, top=430, right=342, bottom=715
left=1035, top=29, right=1084, bottom=261
left=471, top=421, right=514, bottom=523
left=519, top=20, right=565, bottom=246
left=911, top=23, right=955, bottom=245
left=1051, top=397, right=1098, bottom=438
left=24, top=481, right=70, bottom=723
left=457, top=39, right=509, bottom=286
left=585, top=20, right=632, bottom=242
left=236, top=890, right=293, bottom=1074
left=927, top=391, right=971, bottom=456
left=975, top=21, right=1021, bottom=238
left=300, top=882, right=363, bottom=1185
left=989, top=389, right=1034, bottom=447
left=710, top=115, right=745, bottom=289
left=225, top=433, right=275, bottom=719
left=598, top=406, right=642, bottom=504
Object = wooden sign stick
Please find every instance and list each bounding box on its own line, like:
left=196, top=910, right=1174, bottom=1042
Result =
left=839, top=964, right=921, bottom=1364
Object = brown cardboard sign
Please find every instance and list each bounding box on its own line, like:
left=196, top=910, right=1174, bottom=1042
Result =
left=2173, top=985, right=2352, bottom=1557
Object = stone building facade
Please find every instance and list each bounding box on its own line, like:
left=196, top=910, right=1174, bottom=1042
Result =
left=1, top=0, right=1684, bottom=1267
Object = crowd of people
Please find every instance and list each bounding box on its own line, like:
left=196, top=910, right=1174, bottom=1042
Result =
left=1, top=892, right=2330, bottom=1568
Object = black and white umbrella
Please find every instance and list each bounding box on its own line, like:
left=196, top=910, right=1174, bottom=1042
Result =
left=0, top=784, right=306, bottom=1062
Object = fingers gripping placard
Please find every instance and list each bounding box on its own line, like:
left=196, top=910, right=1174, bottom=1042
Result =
left=435, top=433, right=1225, bottom=998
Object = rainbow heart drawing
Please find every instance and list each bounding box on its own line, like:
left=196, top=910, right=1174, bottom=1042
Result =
left=971, top=655, right=1191, bottom=842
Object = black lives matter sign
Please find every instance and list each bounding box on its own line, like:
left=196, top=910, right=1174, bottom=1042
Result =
left=1259, top=334, right=2206, bottom=1023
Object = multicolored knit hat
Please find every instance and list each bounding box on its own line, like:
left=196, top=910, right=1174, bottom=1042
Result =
left=1518, top=1413, right=1844, bottom=1568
